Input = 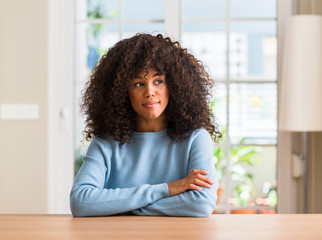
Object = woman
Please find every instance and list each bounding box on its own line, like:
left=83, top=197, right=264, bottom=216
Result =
left=70, top=33, right=222, bottom=217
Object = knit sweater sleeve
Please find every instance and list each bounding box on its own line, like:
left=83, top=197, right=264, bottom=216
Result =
left=131, top=129, right=219, bottom=217
left=70, top=137, right=169, bottom=217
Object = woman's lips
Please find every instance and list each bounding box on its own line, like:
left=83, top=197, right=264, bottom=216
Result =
left=143, top=101, right=159, bottom=108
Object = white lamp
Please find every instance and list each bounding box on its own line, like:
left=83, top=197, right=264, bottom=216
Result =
left=280, top=15, right=322, bottom=213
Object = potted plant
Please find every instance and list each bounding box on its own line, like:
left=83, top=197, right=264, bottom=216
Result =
left=212, top=129, right=262, bottom=213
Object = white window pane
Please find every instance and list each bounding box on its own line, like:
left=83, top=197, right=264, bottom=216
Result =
left=75, top=23, right=119, bottom=82
left=123, top=0, right=165, bottom=20
left=229, top=83, right=277, bottom=145
left=212, top=83, right=227, bottom=131
left=122, top=23, right=165, bottom=39
left=182, top=22, right=227, bottom=79
left=231, top=0, right=277, bottom=18
left=212, top=140, right=227, bottom=210
left=212, top=83, right=227, bottom=212
left=74, top=82, right=90, bottom=176
left=182, top=0, right=226, bottom=18
left=87, top=0, right=119, bottom=19
left=74, top=83, right=86, bottom=146
left=230, top=21, right=277, bottom=81
left=229, top=146, right=277, bottom=212
left=75, top=24, right=89, bottom=82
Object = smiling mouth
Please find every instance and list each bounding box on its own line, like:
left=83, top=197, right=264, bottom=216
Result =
left=143, top=102, right=160, bottom=108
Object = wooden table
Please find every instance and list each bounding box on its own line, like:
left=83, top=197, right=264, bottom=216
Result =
left=1, top=214, right=322, bottom=240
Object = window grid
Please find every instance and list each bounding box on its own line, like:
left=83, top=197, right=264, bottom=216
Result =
left=75, top=0, right=278, bottom=214
left=181, top=0, right=277, bottom=213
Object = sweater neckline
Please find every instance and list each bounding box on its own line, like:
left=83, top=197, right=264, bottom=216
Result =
left=132, top=129, right=167, bottom=138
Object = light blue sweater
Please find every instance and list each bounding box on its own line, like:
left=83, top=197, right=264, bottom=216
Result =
left=70, top=128, right=218, bottom=217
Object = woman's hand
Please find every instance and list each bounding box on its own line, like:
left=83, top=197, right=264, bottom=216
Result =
left=167, top=169, right=215, bottom=197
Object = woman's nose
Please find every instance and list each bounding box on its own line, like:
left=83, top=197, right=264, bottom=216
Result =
left=144, top=83, right=155, bottom=98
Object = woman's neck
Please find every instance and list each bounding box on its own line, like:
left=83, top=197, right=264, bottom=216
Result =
left=135, top=114, right=167, bottom=132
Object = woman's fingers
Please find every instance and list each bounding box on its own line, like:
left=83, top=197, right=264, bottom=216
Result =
left=189, top=183, right=203, bottom=191
left=194, top=178, right=212, bottom=189
left=191, top=169, right=208, bottom=175
left=190, top=170, right=214, bottom=184
left=186, top=169, right=215, bottom=190
left=167, top=169, right=214, bottom=196
left=197, top=173, right=215, bottom=185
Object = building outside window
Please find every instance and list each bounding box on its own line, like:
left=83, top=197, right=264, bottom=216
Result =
left=74, top=0, right=278, bottom=214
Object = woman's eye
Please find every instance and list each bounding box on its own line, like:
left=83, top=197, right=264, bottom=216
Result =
left=155, top=79, right=164, bottom=84
left=133, top=82, right=143, bottom=87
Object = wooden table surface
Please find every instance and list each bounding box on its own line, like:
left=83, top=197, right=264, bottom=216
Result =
left=1, top=214, right=322, bottom=240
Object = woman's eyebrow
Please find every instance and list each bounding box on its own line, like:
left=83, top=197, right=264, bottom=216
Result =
left=135, top=72, right=163, bottom=79
left=153, top=72, right=163, bottom=77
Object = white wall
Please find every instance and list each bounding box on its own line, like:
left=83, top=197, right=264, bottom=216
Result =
left=0, top=0, right=48, bottom=213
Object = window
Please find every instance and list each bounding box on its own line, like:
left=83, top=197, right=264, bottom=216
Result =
left=75, top=0, right=278, bottom=214
left=74, top=0, right=166, bottom=175
left=181, top=0, right=277, bottom=214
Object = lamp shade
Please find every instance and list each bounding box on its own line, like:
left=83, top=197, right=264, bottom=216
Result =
left=280, top=15, right=322, bottom=132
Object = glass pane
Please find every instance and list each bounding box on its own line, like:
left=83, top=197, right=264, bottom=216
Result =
left=122, top=23, right=164, bottom=39
left=182, top=0, right=226, bottom=18
left=123, top=0, right=165, bottom=20
left=228, top=146, right=277, bottom=213
left=74, top=83, right=86, bottom=146
left=75, top=23, right=119, bottom=82
left=229, top=83, right=277, bottom=145
left=212, top=83, right=227, bottom=131
left=230, top=21, right=277, bottom=80
left=74, top=83, right=90, bottom=176
left=212, top=140, right=227, bottom=213
left=182, top=21, right=226, bottom=79
left=87, top=0, right=119, bottom=19
left=212, top=83, right=227, bottom=213
left=231, top=0, right=277, bottom=18
left=75, top=24, right=89, bottom=82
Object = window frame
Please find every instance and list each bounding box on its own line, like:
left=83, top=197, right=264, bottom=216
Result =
left=48, top=0, right=75, bottom=213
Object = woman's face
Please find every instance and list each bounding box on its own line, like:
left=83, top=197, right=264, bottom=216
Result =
left=128, top=68, right=169, bottom=131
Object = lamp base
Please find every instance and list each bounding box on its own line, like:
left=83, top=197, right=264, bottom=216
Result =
left=302, top=132, right=308, bottom=213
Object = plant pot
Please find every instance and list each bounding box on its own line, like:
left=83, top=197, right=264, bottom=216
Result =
left=259, top=209, right=276, bottom=214
left=216, top=184, right=223, bottom=205
left=230, top=209, right=256, bottom=214
left=212, top=184, right=223, bottom=214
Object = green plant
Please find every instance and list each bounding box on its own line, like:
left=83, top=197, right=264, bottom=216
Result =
left=87, top=0, right=119, bottom=19
left=261, top=181, right=277, bottom=207
left=211, top=99, right=262, bottom=206
left=213, top=132, right=261, bottom=206
left=230, top=142, right=261, bottom=206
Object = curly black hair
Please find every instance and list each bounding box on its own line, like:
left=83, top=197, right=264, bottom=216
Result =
left=81, top=33, right=221, bottom=145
